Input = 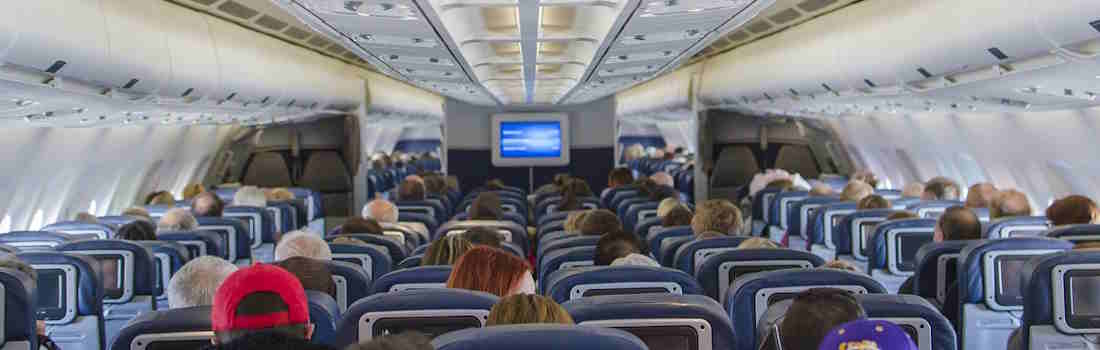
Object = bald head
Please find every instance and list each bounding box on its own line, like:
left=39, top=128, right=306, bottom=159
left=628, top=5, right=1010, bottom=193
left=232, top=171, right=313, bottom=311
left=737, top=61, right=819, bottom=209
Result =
left=990, top=189, right=1031, bottom=219
left=650, top=172, right=674, bottom=187
left=965, top=183, right=997, bottom=209
left=158, top=208, right=198, bottom=232
left=935, top=206, right=982, bottom=242
left=363, top=199, right=399, bottom=223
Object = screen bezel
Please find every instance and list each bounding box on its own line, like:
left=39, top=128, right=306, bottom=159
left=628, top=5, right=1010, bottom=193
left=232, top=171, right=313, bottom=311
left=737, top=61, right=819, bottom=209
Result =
left=360, top=310, right=488, bottom=341
left=886, top=229, right=933, bottom=275
left=32, top=264, right=78, bottom=324
left=982, top=249, right=1062, bottom=311
left=1053, top=263, right=1100, bottom=333
left=491, top=113, right=570, bottom=167
left=581, top=319, right=711, bottom=350
left=81, top=249, right=135, bottom=303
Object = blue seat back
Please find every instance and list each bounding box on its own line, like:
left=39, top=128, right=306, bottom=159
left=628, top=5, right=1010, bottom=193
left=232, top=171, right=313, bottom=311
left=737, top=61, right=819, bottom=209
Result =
left=323, top=260, right=372, bottom=313
left=19, top=252, right=105, bottom=350
left=306, top=291, right=341, bottom=346
left=696, top=248, right=825, bottom=301
left=397, top=254, right=422, bottom=269
left=983, top=216, right=1051, bottom=239
left=96, top=216, right=139, bottom=227
left=223, top=206, right=276, bottom=247
left=334, top=288, right=498, bottom=347
left=565, top=294, right=736, bottom=350
left=436, top=221, right=529, bottom=256
left=867, top=218, right=937, bottom=274
left=109, top=306, right=211, bottom=350
left=0, top=268, right=37, bottom=350
left=43, top=221, right=115, bottom=240
left=155, top=230, right=227, bottom=260
left=646, top=226, right=693, bottom=259
left=1019, top=250, right=1100, bottom=348
left=368, top=266, right=452, bottom=295
left=624, top=202, right=660, bottom=234
left=537, top=236, right=600, bottom=269
left=604, top=186, right=640, bottom=208
left=194, top=217, right=251, bottom=264
left=0, top=231, right=87, bottom=251
left=538, top=246, right=595, bottom=280
left=787, top=196, right=840, bottom=240
left=543, top=266, right=703, bottom=304
left=768, top=191, right=809, bottom=228
left=912, top=241, right=969, bottom=301
left=57, top=240, right=158, bottom=345
left=396, top=200, right=446, bottom=226
left=331, top=234, right=407, bottom=263
left=432, top=325, right=648, bottom=350
left=833, top=209, right=897, bottom=258
left=857, top=294, right=957, bottom=350
left=266, top=202, right=297, bottom=233
left=807, top=202, right=858, bottom=249
left=398, top=212, right=439, bottom=236
left=752, top=188, right=783, bottom=223
left=537, top=211, right=573, bottom=228
left=1046, top=224, right=1100, bottom=244
left=634, top=216, right=664, bottom=239
left=137, top=241, right=189, bottom=309
left=672, top=236, right=749, bottom=275
left=287, top=187, right=324, bottom=221
left=328, top=243, right=392, bottom=281
left=907, top=200, right=964, bottom=219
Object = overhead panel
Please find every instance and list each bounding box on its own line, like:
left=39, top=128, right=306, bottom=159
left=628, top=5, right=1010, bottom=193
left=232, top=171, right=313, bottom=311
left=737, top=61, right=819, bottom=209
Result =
left=615, top=63, right=697, bottom=121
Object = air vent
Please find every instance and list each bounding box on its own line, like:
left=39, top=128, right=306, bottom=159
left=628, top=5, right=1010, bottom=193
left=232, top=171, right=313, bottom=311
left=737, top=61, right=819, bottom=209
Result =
left=1091, top=19, right=1100, bottom=32
left=44, top=60, right=67, bottom=74
left=725, top=30, right=750, bottom=43
left=284, top=26, right=312, bottom=40
left=255, top=15, right=288, bottom=31
left=796, top=0, right=838, bottom=12
left=189, top=0, right=218, bottom=5
left=217, top=1, right=260, bottom=20
left=746, top=21, right=773, bottom=34
left=864, top=79, right=876, bottom=88
left=917, top=67, right=932, bottom=78
left=122, top=78, right=140, bottom=89
left=343, top=52, right=360, bottom=61
left=181, top=88, right=194, bottom=97
left=988, top=47, right=1009, bottom=60
left=326, top=45, right=346, bottom=55
left=769, top=8, right=802, bottom=24
left=308, top=36, right=334, bottom=48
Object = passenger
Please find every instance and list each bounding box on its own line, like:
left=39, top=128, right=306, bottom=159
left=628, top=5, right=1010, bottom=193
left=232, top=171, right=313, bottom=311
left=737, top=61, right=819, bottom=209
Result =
left=578, top=209, right=622, bottom=236
left=856, top=195, right=891, bottom=210
left=817, top=319, right=918, bottom=350
left=607, top=167, right=635, bottom=190
left=563, top=210, right=590, bottom=233
left=267, top=188, right=296, bottom=201
left=935, top=206, right=981, bottom=242
left=329, top=236, right=370, bottom=247
left=624, top=144, right=646, bottom=162
left=157, top=208, right=198, bottom=232
left=74, top=212, right=99, bottom=224
left=0, top=254, right=61, bottom=349
left=887, top=211, right=919, bottom=221
left=737, top=237, right=780, bottom=249
left=193, top=192, right=226, bottom=217
left=275, top=230, right=332, bottom=261
left=362, top=199, right=399, bottom=223
left=462, top=226, right=503, bottom=248
left=1046, top=195, right=1100, bottom=226
left=122, top=207, right=153, bottom=222
left=902, top=182, right=925, bottom=198
left=989, top=189, right=1032, bottom=219
left=690, top=199, right=742, bottom=236
left=662, top=205, right=693, bottom=227
left=535, top=174, right=571, bottom=196
left=656, top=198, right=680, bottom=218
left=839, top=180, right=874, bottom=202
left=205, top=264, right=333, bottom=350
left=274, top=257, right=336, bottom=299
left=965, top=183, right=998, bottom=209
left=765, top=288, right=867, bottom=350
left=422, top=175, right=449, bottom=199
left=611, top=253, right=660, bottom=267
left=922, top=177, right=961, bottom=201
left=166, top=256, right=238, bottom=308
left=403, top=174, right=424, bottom=186
left=145, top=190, right=176, bottom=205
left=446, top=246, right=534, bottom=297
left=183, top=184, right=206, bottom=200
left=594, top=231, right=652, bottom=266
left=809, top=183, right=835, bottom=197
left=343, top=333, right=433, bottom=350
left=115, top=220, right=157, bottom=241
left=422, top=235, right=474, bottom=266
left=468, top=192, right=503, bottom=220
left=397, top=179, right=426, bottom=201
left=651, top=172, right=674, bottom=188
left=821, top=260, right=860, bottom=273
left=233, top=186, right=268, bottom=207
left=851, top=170, right=879, bottom=188
left=486, top=294, right=575, bottom=326
left=485, top=179, right=507, bottom=191
left=340, top=217, right=383, bottom=235
left=557, top=178, right=594, bottom=211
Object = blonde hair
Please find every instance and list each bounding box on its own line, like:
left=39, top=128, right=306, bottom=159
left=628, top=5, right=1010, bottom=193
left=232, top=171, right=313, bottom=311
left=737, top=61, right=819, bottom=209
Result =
left=822, top=260, right=860, bottom=272
left=423, top=235, right=474, bottom=266
left=737, top=237, right=779, bottom=249
left=840, top=180, right=874, bottom=202
left=182, top=184, right=206, bottom=200
left=486, top=294, right=575, bottom=326
left=691, top=200, right=742, bottom=235
left=268, top=188, right=296, bottom=201
left=563, top=210, right=590, bottom=233
left=657, top=198, right=681, bottom=218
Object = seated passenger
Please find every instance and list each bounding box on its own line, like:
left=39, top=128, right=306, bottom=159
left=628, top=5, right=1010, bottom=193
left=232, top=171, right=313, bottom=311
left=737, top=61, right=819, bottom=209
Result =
left=935, top=206, right=982, bottom=242
left=463, top=226, right=503, bottom=248
left=990, top=189, right=1032, bottom=219
left=145, top=190, right=176, bottom=205
left=902, top=182, right=925, bottom=198
left=809, top=183, right=834, bottom=197
left=397, top=179, right=426, bottom=201
left=624, top=144, right=645, bottom=162
left=607, top=167, right=634, bottom=190
left=423, top=235, right=474, bottom=266
left=423, top=174, right=449, bottom=200
left=557, top=178, right=593, bottom=211
left=922, top=177, right=961, bottom=201
left=74, top=212, right=99, bottom=224
left=274, top=257, right=336, bottom=299
left=267, top=188, right=296, bottom=201
left=485, top=179, right=507, bottom=191
left=737, top=237, right=779, bottom=249
left=158, top=208, right=199, bottom=232
left=965, top=183, right=998, bottom=209
left=206, top=264, right=334, bottom=350
left=839, top=180, right=873, bottom=202
left=857, top=195, right=890, bottom=210
left=0, top=255, right=59, bottom=349
left=469, top=192, right=503, bottom=220
left=486, top=294, right=574, bottom=326
left=363, top=199, right=399, bottom=223
left=276, top=230, right=333, bottom=261
left=344, top=333, right=433, bottom=350
left=447, top=246, right=534, bottom=297
left=821, top=260, right=860, bottom=273
left=232, top=186, right=267, bottom=207
left=579, top=209, right=622, bottom=236
left=691, top=199, right=742, bottom=236
left=116, top=220, right=157, bottom=241
left=763, top=288, right=867, bottom=350
left=167, top=256, right=239, bottom=308
left=341, top=217, right=383, bottom=235
left=193, top=192, right=226, bottom=217
left=122, top=207, right=153, bottom=222
left=651, top=172, right=674, bottom=188
left=817, top=319, right=918, bottom=350
left=662, top=205, right=693, bottom=227
left=656, top=198, right=680, bottom=218
left=594, top=231, right=652, bottom=266
left=183, top=183, right=206, bottom=200
left=536, top=174, right=571, bottom=196
left=1046, top=195, right=1100, bottom=226
left=563, top=210, right=590, bottom=233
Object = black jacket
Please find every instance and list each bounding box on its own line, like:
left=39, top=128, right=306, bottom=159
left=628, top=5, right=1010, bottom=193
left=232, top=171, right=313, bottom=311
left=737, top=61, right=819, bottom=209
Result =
left=201, top=332, right=336, bottom=350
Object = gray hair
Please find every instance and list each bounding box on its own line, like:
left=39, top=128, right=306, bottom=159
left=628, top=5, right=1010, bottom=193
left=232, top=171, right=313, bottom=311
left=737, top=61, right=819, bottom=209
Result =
left=232, top=186, right=268, bottom=207
left=0, top=254, right=36, bottom=289
left=158, top=208, right=198, bottom=232
left=275, top=230, right=332, bottom=261
left=166, top=256, right=238, bottom=308
left=363, top=199, right=399, bottom=224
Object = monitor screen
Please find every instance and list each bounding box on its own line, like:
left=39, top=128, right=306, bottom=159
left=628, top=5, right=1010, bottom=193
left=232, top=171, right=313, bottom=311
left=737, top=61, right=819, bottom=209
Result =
left=729, top=265, right=805, bottom=285
left=895, top=233, right=932, bottom=272
left=182, top=244, right=203, bottom=259
left=859, top=222, right=880, bottom=253
left=995, top=256, right=1031, bottom=307
left=831, top=215, right=843, bottom=231
left=619, top=326, right=698, bottom=350
left=35, top=269, right=66, bottom=321
left=938, top=256, right=958, bottom=301
left=93, top=255, right=125, bottom=300
left=1066, top=271, right=1100, bottom=329
left=582, top=287, right=671, bottom=298
left=499, top=121, right=562, bottom=158
left=897, top=324, right=920, bottom=347
left=373, top=316, right=482, bottom=339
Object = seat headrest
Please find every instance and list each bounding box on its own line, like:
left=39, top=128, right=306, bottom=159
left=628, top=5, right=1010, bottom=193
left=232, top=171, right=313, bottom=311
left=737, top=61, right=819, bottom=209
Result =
left=697, top=248, right=826, bottom=299
left=368, top=266, right=453, bottom=295
left=0, top=231, right=81, bottom=249
left=672, top=236, right=749, bottom=274
left=330, top=234, right=407, bottom=263
left=538, top=236, right=600, bottom=259
left=0, top=268, right=37, bottom=348
left=543, top=266, right=703, bottom=304
left=109, top=306, right=212, bottom=350
left=867, top=218, right=936, bottom=270
left=538, top=246, right=595, bottom=284
left=42, top=221, right=116, bottom=239
left=335, top=288, right=499, bottom=348
left=194, top=217, right=251, bottom=261
left=1021, top=250, right=1100, bottom=343
left=224, top=206, right=277, bottom=244
left=306, top=290, right=340, bottom=345
left=808, top=202, right=858, bottom=246
left=912, top=241, right=970, bottom=298
left=958, top=237, right=1073, bottom=305
left=432, top=325, right=648, bottom=350
left=397, top=212, right=439, bottom=233
left=564, top=294, right=737, bottom=350
left=856, top=294, right=957, bottom=350
left=906, top=200, right=964, bottom=217
left=1046, top=224, right=1100, bottom=241
left=751, top=188, right=783, bottom=220
left=984, top=216, right=1051, bottom=239
left=17, top=251, right=104, bottom=317
left=834, top=209, right=898, bottom=255
left=155, top=230, right=228, bottom=260
left=329, top=243, right=392, bottom=281
left=57, top=239, right=158, bottom=296
left=97, top=216, right=140, bottom=227
left=767, top=191, right=809, bottom=224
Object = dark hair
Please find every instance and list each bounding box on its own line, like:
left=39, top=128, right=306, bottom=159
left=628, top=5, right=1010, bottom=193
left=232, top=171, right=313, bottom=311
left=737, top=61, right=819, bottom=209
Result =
left=398, top=179, right=426, bottom=201
left=192, top=192, right=224, bottom=217
left=938, top=206, right=982, bottom=241
left=857, top=195, right=891, bottom=210
left=1047, top=195, right=1098, bottom=226
left=274, top=257, right=336, bottom=299
left=662, top=206, right=693, bottom=227
left=214, top=292, right=310, bottom=344
left=579, top=209, right=622, bottom=236
left=115, top=220, right=157, bottom=241
left=345, top=332, right=433, bottom=350
left=594, top=231, right=647, bottom=265
left=608, top=168, right=634, bottom=188
left=463, top=226, right=503, bottom=248
left=342, top=217, right=383, bottom=235
left=557, top=178, right=593, bottom=212
left=423, top=175, right=447, bottom=196
left=924, top=177, right=961, bottom=201
left=778, top=288, right=866, bottom=350
left=469, top=192, right=503, bottom=220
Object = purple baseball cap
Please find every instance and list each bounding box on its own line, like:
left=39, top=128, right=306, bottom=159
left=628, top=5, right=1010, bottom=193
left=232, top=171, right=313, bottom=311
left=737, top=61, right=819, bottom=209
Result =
left=817, top=319, right=918, bottom=350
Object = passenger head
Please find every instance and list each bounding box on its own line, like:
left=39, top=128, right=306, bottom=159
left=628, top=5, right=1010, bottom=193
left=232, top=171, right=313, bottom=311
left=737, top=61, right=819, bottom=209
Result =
left=737, top=237, right=780, bottom=249
left=1046, top=195, right=1100, bottom=226
left=211, top=264, right=314, bottom=344
left=468, top=192, right=503, bottom=220
left=923, top=177, right=961, bottom=201
left=766, top=178, right=794, bottom=192
left=362, top=199, right=399, bottom=224
left=397, top=179, right=426, bottom=201
left=341, top=217, right=383, bottom=235
left=965, top=183, right=998, bottom=209
left=817, top=319, right=918, bottom=350
left=610, top=253, right=660, bottom=267
left=839, top=180, right=874, bottom=202
left=651, top=172, right=674, bottom=187
left=145, top=191, right=176, bottom=205
left=74, top=212, right=99, bottom=224
left=657, top=198, right=681, bottom=218
left=691, top=199, right=742, bottom=236
left=578, top=209, right=622, bottom=236
left=934, top=206, right=982, bottom=242
left=857, top=195, right=891, bottom=210
left=608, top=168, right=635, bottom=189
left=777, top=288, right=867, bottom=350
left=563, top=210, right=590, bottom=233
left=167, top=256, right=238, bottom=308
left=267, top=188, right=295, bottom=201
left=345, top=333, right=433, bottom=350
left=662, top=205, right=694, bottom=227
left=485, top=179, right=506, bottom=191
left=157, top=208, right=198, bottom=232
left=594, top=231, right=646, bottom=266
left=422, top=235, right=474, bottom=266
left=557, top=178, right=593, bottom=212
left=447, top=246, right=534, bottom=297
left=330, top=236, right=370, bottom=247
left=232, top=186, right=267, bottom=207
left=273, top=257, right=336, bottom=299
left=423, top=175, right=448, bottom=197
left=122, top=207, right=152, bottom=222
left=275, top=230, right=332, bottom=261
left=850, top=170, right=879, bottom=188
left=902, top=182, right=925, bottom=198
left=990, top=189, right=1032, bottom=219
left=115, top=220, right=156, bottom=241
left=0, top=254, right=36, bottom=287
left=809, top=183, right=835, bottom=197
left=887, top=211, right=919, bottom=221
left=192, top=192, right=225, bottom=217
left=182, top=184, right=206, bottom=200
left=486, top=294, right=574, bottom=326
left=463, top=226, right=503, bottom=248
left=822, top=260, right=860, bottom=273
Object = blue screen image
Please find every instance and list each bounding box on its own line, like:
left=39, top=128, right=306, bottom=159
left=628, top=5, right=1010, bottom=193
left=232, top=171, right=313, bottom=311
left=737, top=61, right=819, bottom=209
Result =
left=500, top=121, right=562, bottom=158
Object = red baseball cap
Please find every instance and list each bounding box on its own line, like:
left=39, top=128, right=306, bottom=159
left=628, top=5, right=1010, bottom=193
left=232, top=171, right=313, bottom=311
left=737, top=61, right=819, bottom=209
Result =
left=211, top=264, right=310, bottom=332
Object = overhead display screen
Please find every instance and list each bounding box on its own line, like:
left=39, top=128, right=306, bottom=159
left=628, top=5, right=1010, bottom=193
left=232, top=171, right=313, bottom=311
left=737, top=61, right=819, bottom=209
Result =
left=499, top=121, right=563, bottom=158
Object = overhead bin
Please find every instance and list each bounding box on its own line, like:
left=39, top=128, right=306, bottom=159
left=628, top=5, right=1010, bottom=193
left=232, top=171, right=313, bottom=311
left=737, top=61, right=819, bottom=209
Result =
left=157, top=2, right=222, bottom=102
left=615, top=64, right=698, bottom=120
left=366, top=71, right=445, bottom=124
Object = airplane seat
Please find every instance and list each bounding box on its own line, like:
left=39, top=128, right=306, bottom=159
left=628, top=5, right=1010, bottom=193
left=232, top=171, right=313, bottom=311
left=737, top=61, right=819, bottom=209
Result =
left=610, top=191, right=643, bottom=215
left=543, top=197, right=600, bottom=217
left=907, top=200, right=964, bottom=219
left=750, top=188, right=783, bottom=232
left=833, top=208, right=897, bottom=272
left=912, top=241, right=970, bottom=305
left=537, top=236, right=600, bottom=269
left=634, top=216, right=663, bottom=239
left=42, top=221, right=115, bottom=240
left=866, top=218, right=937, bottom=293
left=95, top=216, right=138, bottom=228
left=1045, top=224, right=1100, bottom=245
left=615, top=198, right=649, bottom=222
left=785, top=196, right=840, bottom=249
left=451, top=211, right=527, bottom=228
left=287, top=187, right=325, bottom=221
left=411, top=244, right=430, bottom=256
left=539, top=246, right=595, bottom=280
left=299, top=151, right=353, bottom=217
left=564, top=294, right=737, bottom=350
left=329, top=242, right=393, bottom=282
left=0, top=231, right=88, bottom=251
left=195, top=217, right=252, bottom=266
left=806, top=202, right=858, bottom=259
left=957, top=237, right=1073, bottom=350
left=155, top=230, right=228, bottom=261
left=241, top=151, right=294, bottom=188
left=539, top=231, right=572, bottom=246
left=541, top=266, right=703, bottom=304
left=56, top=240, right=157, bottom=345
left=109, top=306, right=212, bottom=350
left=18, top=252, right=105, bottom=350
left=1018, top=250, right=1100, bottom=350
left=435, top=221, right=529, bottom=256
left=395, top=201, right=447, bottom=227
left=398, top=212, right=440, bottom=236
left=266, top=201, right=297, bottom=233
left=874, top=189, right=904, bottom=201
left=333, top=288, right=498, bottom=347
left=766, top=191, right=808, bottom=242
left=432, top=324, right=648, bottom=350
left=321, top=260, right=372, bottom=313
left=695, top=248, right=825, bottom=301
left=397, top=255, right=423, bottom=269
left=971, top=208, right=991, bottom=223
left=602, top=186, right=639, bottom=209
left=671, top=236, right=749, bottom=275
left=724, top=269, right=887, bottom=350
left=142, top=205, right=179, bottom=221
left=984, top=216, right=1051, bottom=239
left=624, top=202, right=660, bottom=234
left=328, top=234, right=407, bottom=263
left=223, top=206, right=276, bottom=263
left=367, top=266, right=452, bottom=295
left=537, top=211, right=573, bottom=228
left=136, top=241, right=190, bottom=311
left=379, top=223, right=424, bottom=250
left=857, top=294, right=958, bottom=350
left=428, top=195, right=454, bottom=218
left=659, top=236, right=695, bottom=267
left=646, top=226, right=693, bottom=259
left=536, top=220, right=567, bottom=238
left=0, top=267, right=39, bottom=350
left=306, top=290, right=341, bottom=347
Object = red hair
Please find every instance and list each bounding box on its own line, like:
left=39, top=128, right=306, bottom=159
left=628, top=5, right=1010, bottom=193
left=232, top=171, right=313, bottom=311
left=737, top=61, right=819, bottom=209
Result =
left=446, top=246, right=531, bottom=297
